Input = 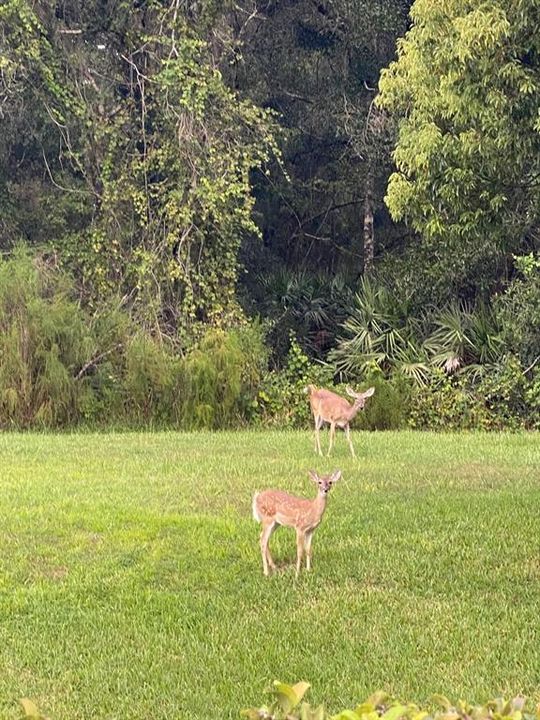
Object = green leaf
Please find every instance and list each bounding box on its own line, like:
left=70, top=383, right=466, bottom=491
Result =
left=293, top=683, right=312, bottom=704
left=19, top=699, right=43, bottom=719
left=354, top=704, right=377, bottom=716
left=240, top=709, right=262, bottom=720
left=381, top=705, right=408, bottom=720
left=432, top=695, right=453, bottom=710
left=300, top=702, right=325, bottom=720
left=331, top=711, right=361, bottom=720
left=366, top=692, right=390, bottom=707
left=273, top=681, right=310, bottom=713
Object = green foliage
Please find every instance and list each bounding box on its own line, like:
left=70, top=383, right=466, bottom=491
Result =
left=524, top=368, right=540, bottom=429
left=234, top=0, right=409, bottom=283
left=256, top=335, right=333, bottom=427
left=19, top=697, right=48, bottom=719
left=242, top=681, right=314, bottom=720
left=331, top=278, right=505, bottom=386
left=1, top=249, right=537, bottom=432
left=123, top=334, right=179, bottom=425
left=476, top=358, right=529, bottom=430
left=407, top=359, right=534, bottom=431
left=180, top=324, right=267, bottom=429
left=330, top=277, right=429, bottom=384
left=330, top=277, right=539, bottom=430
left=243, top=683, right=540, bottom=720
left=408, top=372, right=488, bottom=431
left=496, top=254, right=540, bottom=369
left=0, top=250, right=268, bottom=429
left=352, top=367, right=409, bottom=431
left=0, top=0, right=279, bottom=337
left=0, top=248, right=91, bottom=427
left=427, top=302, right=504, bottom=378
left=378, top=0, right=540, bottom=301
left=247, top=270, right=354, bottom=363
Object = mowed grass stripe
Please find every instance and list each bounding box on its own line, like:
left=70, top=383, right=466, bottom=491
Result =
left=0, top=431, right=539, bottom=719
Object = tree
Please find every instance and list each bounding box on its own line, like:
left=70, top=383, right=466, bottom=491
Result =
left=227, top=0, right=411, bottom=279
left=0, top=0, right=277, bottom=340
left=377, top=0, right=540, bottom=302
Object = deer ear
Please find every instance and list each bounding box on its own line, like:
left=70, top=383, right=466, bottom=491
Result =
left=331, top=470, right=342, bottom=483
left=308, top=470, right=319, bottom=484
left=362, top=386, right=375, bottom=398
left=345, top=386, right=357, bottom=398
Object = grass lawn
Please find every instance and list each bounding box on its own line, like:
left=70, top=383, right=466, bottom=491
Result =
left=1, top=430, right=540, bottom=719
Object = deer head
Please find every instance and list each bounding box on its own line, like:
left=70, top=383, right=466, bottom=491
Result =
left=345, top=386, right=375, bottom=409
left=307, top=469, right=342, bottom=495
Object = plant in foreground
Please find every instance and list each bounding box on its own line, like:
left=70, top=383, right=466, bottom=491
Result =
left=241, top=681, right=540, bottom=720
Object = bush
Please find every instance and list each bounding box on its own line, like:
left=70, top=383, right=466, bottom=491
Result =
left=0, top=249, right=91, bottom=428
left=1, top=248, right=537, bottom=432
left=407, top=360, right=536, bottom=431
left=0, top=249, right=269, bottom=430
left=17, top=683, right=539, bottom=720
left=179, top=323, right=268, bottom=429
left=255, top=335, right=333, bottom=427
left=351, top=369, right=409, bottom=431
left=407, top=372, right=487, bottom=431
left=496, top=254, right=540, bottom=368
left=123, top=333, right=179, bottom=425
left=242, top=681, right=534, bottom=720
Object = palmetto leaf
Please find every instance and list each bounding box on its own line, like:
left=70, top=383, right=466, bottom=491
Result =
left=331, top=277, right=428, bottom=380
left=428, top=301, right=473, bottom=365
left=428, top=301, right=504, bottom=373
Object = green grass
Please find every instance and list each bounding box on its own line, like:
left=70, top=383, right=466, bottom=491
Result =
left=1, top=430, right=540, bottom=719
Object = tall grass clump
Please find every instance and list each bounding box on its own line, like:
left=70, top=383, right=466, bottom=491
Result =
left=0, top=249, right=91, bottom=427
left=0, top=250, right=269, bottom=429
left=180, top=324, right=268, bottom=428
left=123, top=333, right=180, bottom=425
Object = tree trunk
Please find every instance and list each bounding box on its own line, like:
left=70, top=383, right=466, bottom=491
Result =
left=363, top=171, right=374, bottom=273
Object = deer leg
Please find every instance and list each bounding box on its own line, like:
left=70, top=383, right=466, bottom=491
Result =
left=260, top=520, right=276, bottom=576
left=265, top=523, right=277, bottom=571
left=295, top=529, right=305, bottom=577
left=314, top=416, right=323, bottom=456
left=327, top=422, right=336, bottom=456
left=345, top=423, right=356, bottom=458
left=305, top=531, right=314, bottom=571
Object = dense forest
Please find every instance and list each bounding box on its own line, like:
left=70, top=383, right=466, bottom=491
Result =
left=0, top=0, right=539, bottom=429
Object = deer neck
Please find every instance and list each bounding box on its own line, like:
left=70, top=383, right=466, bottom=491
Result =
left=313, top=490, right=328, bottom=520
left=345, top=399, right=363, bottom=422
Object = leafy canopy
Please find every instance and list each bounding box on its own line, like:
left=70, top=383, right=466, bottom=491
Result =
left=377, top=0, right=540, bottom=297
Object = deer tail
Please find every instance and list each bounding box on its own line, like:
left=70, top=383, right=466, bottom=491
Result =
left=252, top=492, right=261, bottom=522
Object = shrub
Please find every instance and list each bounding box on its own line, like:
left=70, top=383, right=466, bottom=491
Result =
left=242, top=681, right=535, bottom=720
left=407, top=360, right=536, bottom=431
left=329, top=276, right=427, bottom=382
left=407, top=372, right=487, bottom=431
left=256, top=335, right=333, bottom=427
left=0, top=249, right=91, bottom=428
left=123, top=333, right=179, bottom=425
left=17, top=685, right=538, bottom=720
left=496, top=254, right=540, bottom=368
left=0, top=249, right=269, bottom=430
left=179, top=323, right=268, bottom=429
left=351, top=368, right=409, bottom=431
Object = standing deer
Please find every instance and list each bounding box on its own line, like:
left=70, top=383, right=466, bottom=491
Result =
left=252, top=469, right=341, bottom=577
left=306, top=384, right=375, bottom=457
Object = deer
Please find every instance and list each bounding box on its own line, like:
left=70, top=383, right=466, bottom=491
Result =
left=306, top=384, right=375, bottom=457
left=252, top=469, right=341, bottom=577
